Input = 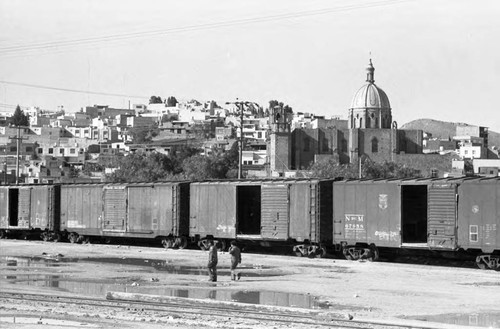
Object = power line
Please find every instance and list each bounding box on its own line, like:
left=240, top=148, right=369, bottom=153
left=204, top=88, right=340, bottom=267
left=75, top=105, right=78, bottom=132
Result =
left=0, top=80, right=148, bottom=99
left=0, top=0, right=410, bottom=56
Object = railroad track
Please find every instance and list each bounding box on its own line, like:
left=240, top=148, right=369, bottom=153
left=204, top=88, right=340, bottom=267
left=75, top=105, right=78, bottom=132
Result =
left=0, top=291, right=446, bottom=329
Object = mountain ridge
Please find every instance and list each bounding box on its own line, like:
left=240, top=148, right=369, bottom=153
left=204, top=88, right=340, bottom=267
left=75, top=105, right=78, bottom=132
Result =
left=400, top=119, right=500, bottom=147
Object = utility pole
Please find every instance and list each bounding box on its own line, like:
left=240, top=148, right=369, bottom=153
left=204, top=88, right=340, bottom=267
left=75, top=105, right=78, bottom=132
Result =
left=238, top=102, right=244, bottom=179
left=226, top=100, right=259, bottom=179
left=9, top=126, right=28, bottom=185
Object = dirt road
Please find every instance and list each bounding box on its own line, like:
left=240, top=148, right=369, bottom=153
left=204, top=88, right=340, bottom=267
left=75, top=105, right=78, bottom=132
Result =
left=0, top=240, right=499, bottom=328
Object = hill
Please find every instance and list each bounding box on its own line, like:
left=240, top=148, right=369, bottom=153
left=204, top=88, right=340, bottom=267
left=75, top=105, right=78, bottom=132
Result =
left=401, top=119, right=500, bottom=147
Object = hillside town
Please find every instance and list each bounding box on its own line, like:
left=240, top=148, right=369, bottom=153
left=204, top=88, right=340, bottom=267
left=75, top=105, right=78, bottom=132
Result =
left=1, top=60, right=499, bottom=184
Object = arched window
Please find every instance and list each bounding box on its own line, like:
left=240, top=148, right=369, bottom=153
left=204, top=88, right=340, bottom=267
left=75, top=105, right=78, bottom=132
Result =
left=371, top=137, right=378, bottom=153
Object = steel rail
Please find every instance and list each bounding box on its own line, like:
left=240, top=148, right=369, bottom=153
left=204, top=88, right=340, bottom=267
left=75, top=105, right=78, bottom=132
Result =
left=0, top=291, right=441, bottom=329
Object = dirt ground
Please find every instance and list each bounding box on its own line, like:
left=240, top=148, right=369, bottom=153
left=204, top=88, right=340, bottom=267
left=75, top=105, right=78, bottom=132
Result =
left=0, top=239, right=499, bottom=329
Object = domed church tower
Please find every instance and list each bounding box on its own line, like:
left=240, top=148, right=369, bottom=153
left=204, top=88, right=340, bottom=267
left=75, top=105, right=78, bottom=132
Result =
left=348, top=59, right=392, bottom=129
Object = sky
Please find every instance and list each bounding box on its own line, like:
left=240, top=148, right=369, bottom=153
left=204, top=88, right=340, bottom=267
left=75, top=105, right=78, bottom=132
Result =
left=0, top=0, right=499, bottom=132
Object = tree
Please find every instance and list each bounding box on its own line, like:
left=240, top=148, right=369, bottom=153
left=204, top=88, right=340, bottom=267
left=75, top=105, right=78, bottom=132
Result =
left=106, top=153, right=175, bottom=183
left=362, top=160, right=421, bottom=179
left=149, top=96, right=163, bottom=104
left=128, top=125, right=159, bottom=144
left=11, top=105, right=29, bottom=126
left=268, top=100, right=293, bottom=115
left=181, top=154, right=230, bottom=180
left=166, top=96, right=178, bottom=107
left=307, top=157, right=358, bottom=179
left=306, top=157, right=421, bottom=179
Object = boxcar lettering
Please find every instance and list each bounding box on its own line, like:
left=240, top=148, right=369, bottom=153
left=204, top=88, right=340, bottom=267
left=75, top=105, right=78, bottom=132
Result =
left=216, top=224, right=235, bottom=234
left=67, top=220, right=86, bottom=228
left=483, top=224, right=497, bottom=239
left=375, top=230, right=399, bottom=241
left=378, top=194, right=388, bottom=210
left=345, top=214, right=364, bottom=222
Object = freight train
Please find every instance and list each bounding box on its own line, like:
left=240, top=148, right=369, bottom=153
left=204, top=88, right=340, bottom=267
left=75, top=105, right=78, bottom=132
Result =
left=0, top=177, right=498, bottom=270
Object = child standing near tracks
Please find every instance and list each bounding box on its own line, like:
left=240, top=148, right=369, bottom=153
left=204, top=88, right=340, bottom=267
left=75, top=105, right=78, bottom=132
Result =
left=229, top=241, right=241, bottom=280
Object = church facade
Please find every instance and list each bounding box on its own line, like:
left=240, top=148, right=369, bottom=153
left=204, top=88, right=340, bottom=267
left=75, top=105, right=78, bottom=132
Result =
left=268, top=60, right=424, bottom=174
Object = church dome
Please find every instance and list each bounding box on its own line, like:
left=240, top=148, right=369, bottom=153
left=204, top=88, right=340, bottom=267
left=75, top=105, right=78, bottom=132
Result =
left=349, top=59, right=391, bottom=110
left=350, top=83, right=391, bottom=110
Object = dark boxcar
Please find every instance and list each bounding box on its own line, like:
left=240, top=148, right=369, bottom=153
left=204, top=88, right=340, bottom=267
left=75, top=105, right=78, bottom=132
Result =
left=0, top=185, right=59, bottom=240
left=60, top=182, right=189, bottom=247
left=0, top=187, right=9, bottom=237
left=189, top=179, right=333, bottom=256
left=457, top=177, right=500, bottom=269
left=332, top=178, right=467, bottom=260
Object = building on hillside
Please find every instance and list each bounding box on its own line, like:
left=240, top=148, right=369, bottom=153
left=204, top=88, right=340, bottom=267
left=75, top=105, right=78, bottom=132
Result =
left=24, top=156, right=74, bottom=184
left=472, top=159, right=500, bottom=176
left=215, top=126, right=233, bottom=141
left=237, top=117, right=268, bottom=142
left=0, top=112, right=11, bottom=126
left=454, top=135, right=488, bottom=159
left=126, top=116, right=157, bottom=128
left=85, top=105, right=135, bottom=119
left=456, top=125, right=488, bottom=148
left=158, top=121, right=191, bottom=139
left=424, top=139, right=458, bottom=154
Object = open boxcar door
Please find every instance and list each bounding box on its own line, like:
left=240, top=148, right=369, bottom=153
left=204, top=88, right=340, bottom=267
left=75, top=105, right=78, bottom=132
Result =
left=427, top=183, right=458, bottom=249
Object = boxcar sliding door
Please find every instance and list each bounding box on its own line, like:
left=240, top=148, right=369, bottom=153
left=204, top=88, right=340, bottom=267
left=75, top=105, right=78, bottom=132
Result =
left=261, top=184, right=289, bottom=240
left=427, top=183, right=458, bottom=249
left=103, top=186, right=127, bottom=232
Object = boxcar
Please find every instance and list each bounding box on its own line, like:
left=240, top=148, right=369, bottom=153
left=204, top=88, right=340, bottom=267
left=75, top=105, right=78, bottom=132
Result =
left=60, top=182, right=190, bottom=247
left=0, top=184, right=59, bottom=240
left=332, top=177, right=500, bottom=269
left=457, top=177, right=500, bottom=269
left=189, top=179, right=333, bottom=257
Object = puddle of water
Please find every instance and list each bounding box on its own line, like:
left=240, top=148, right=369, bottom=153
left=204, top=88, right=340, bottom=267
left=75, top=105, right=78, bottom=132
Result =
left=411, top=312, right=500, bottom=328
left=1, top=256, right=282, bottom=277
left=2, top=256, right=67, bottom=267
left=0, top=316, right=99, bottom=327
left=2, top=274, right=336, bottom=310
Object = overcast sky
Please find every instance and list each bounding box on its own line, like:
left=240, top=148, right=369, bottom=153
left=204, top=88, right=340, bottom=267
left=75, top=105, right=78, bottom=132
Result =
left=0, top=0, right=499, bottom=132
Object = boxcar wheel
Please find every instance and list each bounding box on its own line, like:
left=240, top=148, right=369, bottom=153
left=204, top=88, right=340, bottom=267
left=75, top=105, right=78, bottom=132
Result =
left=68, top=233, right=79, bottom=244
left=198, top=240, right=209, bottom=251
left=162, top=238, right=173, bottom=249
left=367, top=244, right=379, bottom=262
left=343, top=247, right=356, bottom=261
left=476, top=261, right=487, bottom=270
left=52, top=233, right=61, bottom=243
left=177, top=237, right=188, bottom=249
left=315, top=247, right=327, bottom=258
left=41, top=232, right=50, bottom=242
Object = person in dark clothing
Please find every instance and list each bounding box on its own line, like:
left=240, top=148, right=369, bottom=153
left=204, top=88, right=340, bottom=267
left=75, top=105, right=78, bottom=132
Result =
left=207, top=240, right=218, bottom=282
left=228, top=240, right=241, bottom=280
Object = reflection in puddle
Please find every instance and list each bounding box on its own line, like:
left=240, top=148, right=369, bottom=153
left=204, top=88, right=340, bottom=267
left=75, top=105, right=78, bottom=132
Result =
left=412, top=312, right=500, bottom=328
left=2, top=274, right=331, bottom=309
left=0, top=256, right=278, bottom=277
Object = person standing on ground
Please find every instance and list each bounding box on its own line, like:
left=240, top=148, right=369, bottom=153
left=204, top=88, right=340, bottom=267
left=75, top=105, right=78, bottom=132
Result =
left=228, top=241, right=241, bottom=280
left=207, top=240, right=218, bottom=282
